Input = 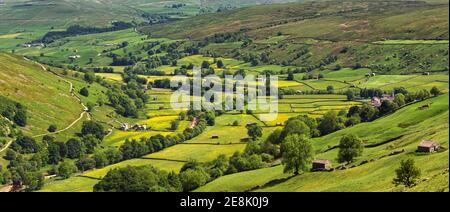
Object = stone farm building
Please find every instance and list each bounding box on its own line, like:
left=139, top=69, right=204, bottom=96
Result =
left=417, top=140, right=441, bottom=153
left=372, top=93, right=395, bottom=107
left=120, top=123, right=129, bottom=131
left=312, top=159, right=332, bottom=171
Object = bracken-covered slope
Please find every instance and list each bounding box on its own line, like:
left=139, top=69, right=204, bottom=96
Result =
left=143, top=0, right=449, bottom=41
left=196, top=94, right=449, bottom=192
left=0, top=0, right=301, bottom=35
left=141, top=0, right=449, bottom=74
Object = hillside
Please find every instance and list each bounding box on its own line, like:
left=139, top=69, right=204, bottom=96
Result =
left=142, top=0, right=449, bottom=74
left=196, top=94, right=449, bottom=192
left=0, top=0, right=300, bottom=34
left=143, top=1, right=449, bottom=41
left=0, top=0, right=448, bottom=194
left=0, top=53, right=83, bottom=136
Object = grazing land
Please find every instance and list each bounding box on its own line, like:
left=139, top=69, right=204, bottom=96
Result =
left=0, top=0, right=448, bottom=193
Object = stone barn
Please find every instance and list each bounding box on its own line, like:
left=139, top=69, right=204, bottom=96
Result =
left=312, top=159, right=332, bottom=171
left=417, top=140, right=440, bottom=153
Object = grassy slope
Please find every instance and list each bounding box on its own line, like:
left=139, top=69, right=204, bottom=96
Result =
left=196, top=94, right=449, bottom=192
left=142, top=0, right=449, bottom=74
left=0, top=0, right=300, bottom=36
left=0, top=53, right=83, bottom=136
left=144, top=1, right=449, bottom=41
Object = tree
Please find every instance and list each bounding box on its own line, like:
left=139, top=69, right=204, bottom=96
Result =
left=246, top=124, right=262, bottom=140
left=394, top=93, right=406, bottom=107
left=84, top=72, right=96, bottom=84
left=170, top=120, right=180, bottom=131
left=82, top=134, right=101, bottom=154
left=326, top=85, right=334, bottom=93
left=13, top=109, right=27, bottom=127
left=11, top=136, right=39, bottom=154
left=4, top=149, right=17, bottom=161
left=47, top=124, right=57, bottom=133
left=79, top=87, right=89, bottom=97
left=94, top=165, right=176, bottom=192
left=430, top=86, right=441, bottom=97
left=93, top=151, right=109, bottom=168
left=167, top=172, right=183, bottom=192
left=379, top=101, right=398, bottom=115
left=23, top=172, right=44, bottom=192
left=287, top=71, right=294, bottom=81
left=179, top=168, right=210, bottom=192
left=345, top=115, right=361, bottom=127
left=57, top=161, right=78, bottom=179
left=267, top=128, right=283, bottom=145
left=337, top=134, right=363, bottom=163
left=281, top=134, right=314, bottom=175
left=205, top=111, right=215, bottom=126
left=281, top=120, right=310, bottom=139
left=81, top=121, right=105, bottom=140
left=359, top=104, right=378, bottom=122
left=201, top=61, right=210, bottom=69
left=345, top=90, right=355, bottom=101
left=317, top=111, right=343, bottom=136
left=76, top=157, right=96, bottom=172
left=393, top=159, right=421, bottom=188
left=47, top=141, right=61, bottom=164
left=66, top=138, right=85, bottom=159
left=216, top=60, right=224, bottom=68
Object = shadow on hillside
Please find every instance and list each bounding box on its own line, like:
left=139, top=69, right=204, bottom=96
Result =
left=245, top=175, right=297, bottom=192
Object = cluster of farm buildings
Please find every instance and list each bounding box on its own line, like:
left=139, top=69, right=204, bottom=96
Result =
left=120, top=123, right=148, bottom=131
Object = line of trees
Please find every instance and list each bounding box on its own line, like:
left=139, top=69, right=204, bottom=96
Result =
left=0, top=96, right=28, bottom=127
left=1, top=121, right=106, bottom=191
left=40, top=22, right=134, bottom=43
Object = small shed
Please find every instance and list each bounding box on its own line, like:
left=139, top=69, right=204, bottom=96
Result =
left=211, top=135, right=219, bottom=139
left=312, top=159, right=332, bottom=171
left=417, top=140, right=440, bottom=153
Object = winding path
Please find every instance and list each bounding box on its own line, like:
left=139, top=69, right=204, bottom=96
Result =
left=0, top=140, right=13, bottom=153
left=22, top=57, right=89, bottom=138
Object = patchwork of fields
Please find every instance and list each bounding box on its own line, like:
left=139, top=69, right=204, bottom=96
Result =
left=39, top=89, right=369, bottom=191
left=197, top=94, right=450, bottom=192
left=0, top=0, right=448, bottom=193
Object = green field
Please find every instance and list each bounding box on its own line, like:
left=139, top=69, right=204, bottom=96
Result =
left=39, top=177, right=99, bottom=192
left=197, top=94, right=449, bottom=192
left=0, top=53, right=82, bottom=136
left=81, top=158, right=185, bottom=179
left=1, top=0, right=449, bottom=193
